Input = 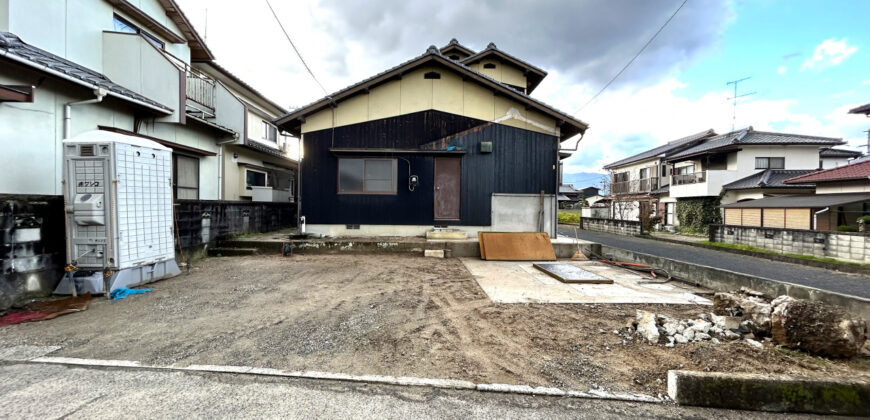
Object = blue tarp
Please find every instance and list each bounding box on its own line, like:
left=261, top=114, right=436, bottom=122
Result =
left=110, top=288, right=152, bottom=300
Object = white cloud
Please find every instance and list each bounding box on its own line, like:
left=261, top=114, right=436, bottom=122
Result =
left=777, top=66, right=787, bottom=75
left=801, top=38, right=858, bottom=71
left=862, top=79, right=870, bottom=86
left=558, top=79, right=867, bottom=174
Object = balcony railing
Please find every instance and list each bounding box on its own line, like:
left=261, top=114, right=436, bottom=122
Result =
left=611, top=178, right=659, bottom=195
left=672, top=171, right=706, bottom=185
left=185, top=69, right=216, bottom=115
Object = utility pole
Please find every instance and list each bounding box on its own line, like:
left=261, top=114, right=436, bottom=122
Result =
left=865, top=129, right=870, bottom=155
left=726, top=77, right=756, bottom=132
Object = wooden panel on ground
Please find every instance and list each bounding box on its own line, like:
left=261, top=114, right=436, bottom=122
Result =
left=533, top=263, right=613, bottom=284
left=478, top=232, right=556, bottom=261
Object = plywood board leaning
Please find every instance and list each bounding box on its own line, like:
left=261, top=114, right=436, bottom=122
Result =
left=478, top=232, right=556, bottom=261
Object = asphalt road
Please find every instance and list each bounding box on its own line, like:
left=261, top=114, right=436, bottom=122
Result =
left=0, top=363, right=830, bottom=419
left=559, top=226, right=870, bottom=299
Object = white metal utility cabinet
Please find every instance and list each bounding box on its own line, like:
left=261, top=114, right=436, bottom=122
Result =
left=54, top=130, right=180, bottom=294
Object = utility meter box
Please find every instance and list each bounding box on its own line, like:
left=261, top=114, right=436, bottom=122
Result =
left=54, top=130, right=180, bottom=294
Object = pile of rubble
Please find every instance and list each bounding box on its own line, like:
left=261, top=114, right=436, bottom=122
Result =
left=631, top=289, right=868, bottom=358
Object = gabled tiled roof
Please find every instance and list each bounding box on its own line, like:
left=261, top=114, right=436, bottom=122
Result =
left=439, top=38, right=476, bottom=57
left=849, top=102, right=870, bottom=115
left=666, top=127, right=843, bottom=160
left=785, top=160, right=870, bottom=184
left=460, top=42, right=547, bottom=93
left=603, top=129, right=716, bottom=169
left=0, top=31, right=172, bottom=113
left=273, top=46, right=587, bottom=140
left=820, top=148, right=863, bottom=158
left=722, top=169, right=816, bottom=190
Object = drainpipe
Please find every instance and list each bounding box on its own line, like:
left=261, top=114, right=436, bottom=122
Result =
left=814, top=207, right=830, bottom=230
left=64, top=88, right=108, bottom=139
left=557, top=131, right=586, bottom=238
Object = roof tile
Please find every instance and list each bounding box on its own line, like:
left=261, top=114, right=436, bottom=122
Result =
left=785, top=160, right=870, bottom=184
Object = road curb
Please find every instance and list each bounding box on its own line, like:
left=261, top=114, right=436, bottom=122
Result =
left=0, top=350, right=664, bottom=404
left=668, top=370, right=870, bottom=415
left=644, top=234, right=870, bottom=276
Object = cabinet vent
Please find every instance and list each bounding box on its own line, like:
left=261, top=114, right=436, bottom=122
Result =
left=80, top=145, right=95, bottom=156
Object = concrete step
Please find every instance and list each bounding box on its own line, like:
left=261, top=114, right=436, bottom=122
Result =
left=426, top=228, right=468, bottom=240
left=207, top=247, right=259, bottom=257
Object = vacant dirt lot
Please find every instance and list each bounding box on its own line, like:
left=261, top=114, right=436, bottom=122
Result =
left=2, top=254, right=867, bottom=395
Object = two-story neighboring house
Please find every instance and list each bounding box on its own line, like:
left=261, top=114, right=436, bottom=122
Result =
left=0, top=0, right=297, bottom=307
left=603, top=129, right=716, bottom=222
left=664, top=127, right=844, bottom=208
left=0, top=0, right=297, bottom=201
left=274, top=41, right=588, bottom=237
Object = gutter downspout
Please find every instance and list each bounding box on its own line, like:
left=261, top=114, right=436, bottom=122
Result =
left=557, top=131, right=586, bottom=238
left=64, top=88, right=107, bottom=139
left=814, top=207, right=830, bottom=231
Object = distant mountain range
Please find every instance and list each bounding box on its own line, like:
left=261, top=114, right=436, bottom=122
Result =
left=561, top=172, right=607, bottom=190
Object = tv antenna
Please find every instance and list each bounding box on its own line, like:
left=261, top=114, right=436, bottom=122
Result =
left=726, top=77, right=756, bottom=132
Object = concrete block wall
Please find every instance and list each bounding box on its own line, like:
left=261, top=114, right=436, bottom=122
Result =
left=176, top=200, right=297, bottom=254
left=710, top=224, right=870, bottom=263
left=580, top=217, right=642, bottom=236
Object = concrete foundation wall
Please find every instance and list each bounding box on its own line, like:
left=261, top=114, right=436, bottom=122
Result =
left=306, top=224, right=489, bottom=238
left=490, top=193, right=555, bottom=237
left=580, top=217, right=642, bottom=236
left=710, top=224, right=870, bottom=263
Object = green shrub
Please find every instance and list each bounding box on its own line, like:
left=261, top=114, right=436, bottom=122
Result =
left=645, top=215, right=662, bottom=232
left=859, top=215, right=870, bottom=223
left=837, top=225, right=858, bottom=232
left=675, top=198, right=721, bottom=234
left=557, top=211, right=580, bottom=224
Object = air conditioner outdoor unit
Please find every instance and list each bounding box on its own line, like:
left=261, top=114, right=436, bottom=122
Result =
left=54, top=130, right=180, bottom=294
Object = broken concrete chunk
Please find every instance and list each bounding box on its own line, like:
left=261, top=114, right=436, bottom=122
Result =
left=691, top=321, right=712, bottom=334
left=770, top=296, right=867, bottom=358
left=724, top=330, right=741, bottom=340
left=683, top=328, right=695, bottom=341
left=694, top=332, right=711, bottom=341
left=674, top=334, right=688, bottom=344
left=424, top=249, right=445, bottom=258
left=745, top=338, right=763, bottom=349
left=635, top=310, right=661, bottom=344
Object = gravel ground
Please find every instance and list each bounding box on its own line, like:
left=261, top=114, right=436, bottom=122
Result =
left=1, top=254, right=867, bottom=396
left=561, top=227, right=870, bottom=298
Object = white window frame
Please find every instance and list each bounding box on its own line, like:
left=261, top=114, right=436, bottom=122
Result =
left=261, top=121, right=277, bottom=142
left=245, top=168, right=269, bottom=190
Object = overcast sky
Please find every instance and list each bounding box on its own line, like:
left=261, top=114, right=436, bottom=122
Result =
left=177, top=0, right=870, bottom=178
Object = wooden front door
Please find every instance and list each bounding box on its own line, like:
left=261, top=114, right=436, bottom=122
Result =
left=434, top=158, right=461, bottom=220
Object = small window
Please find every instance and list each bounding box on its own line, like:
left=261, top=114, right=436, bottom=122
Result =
left=246, top=169, right=268, bottom=189
left=755, top=157, right=784, bottom=169
left=424, top=71, right=441, bottom=80
left=113, top=14, right=164, bottom=49
left=173, top=154, right=199, bottom=199
left=639, top=168, right=649, bottom=179
left=676, top=165, right=694, bottom=175
left=338, top=158, right=397, bottom=194
left=449, top=55, right=460, bottom=60
left=483, top=63, right=496, bottom=69
left=262, top=121, right=277, bottom=142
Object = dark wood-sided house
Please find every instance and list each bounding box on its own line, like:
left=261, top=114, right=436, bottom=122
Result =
left=274, top=40, right=588, bottom=237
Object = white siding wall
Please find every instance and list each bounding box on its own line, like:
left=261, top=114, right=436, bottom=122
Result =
left=0, top=70, right=134, bottom=195
left=7, top=0, right=189, bottom=73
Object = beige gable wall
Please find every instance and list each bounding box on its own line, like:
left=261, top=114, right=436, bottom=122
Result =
left=300, top=66, right=558, bottom=136
left=466, top=59, right=527, bottom=89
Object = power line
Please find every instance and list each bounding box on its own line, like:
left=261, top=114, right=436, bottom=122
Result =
left=264, top=0, right=329, bottom=96
left=574, top=0, right=689, bottom=114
